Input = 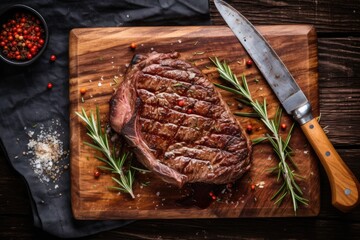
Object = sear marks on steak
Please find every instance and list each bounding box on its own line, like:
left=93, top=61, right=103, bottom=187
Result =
left=110, top=52, right=252, bottom=188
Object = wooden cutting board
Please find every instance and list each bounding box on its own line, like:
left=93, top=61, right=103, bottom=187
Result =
left=69, top=25, right=320, bottom=219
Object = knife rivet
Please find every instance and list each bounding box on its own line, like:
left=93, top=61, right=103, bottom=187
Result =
left=325, top=151, right=331, bottom=157
left=344, top=188, right=351, bottom=196
left=309, top=124, right=314, bottom=129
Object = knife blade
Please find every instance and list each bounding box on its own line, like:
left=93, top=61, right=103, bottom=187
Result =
left=215, top=0, right=359, bottom=212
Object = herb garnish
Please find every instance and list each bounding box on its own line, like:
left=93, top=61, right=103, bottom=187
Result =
left=211, top=57, right=308, bottom=213
left=75, top=107, right=136, bottom=198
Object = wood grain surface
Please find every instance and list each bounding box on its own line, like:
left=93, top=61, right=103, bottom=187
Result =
left=209, top=0, right=360, bottom=33
left=2, top=0, right=360, bottom=239
left=69, top=25, right=319, bottom=219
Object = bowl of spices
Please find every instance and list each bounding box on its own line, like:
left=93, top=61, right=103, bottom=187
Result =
left=0, top=4, right=48, bottom=66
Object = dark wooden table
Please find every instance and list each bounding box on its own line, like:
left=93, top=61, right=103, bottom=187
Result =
left=1, top=0, right=359, bottom=239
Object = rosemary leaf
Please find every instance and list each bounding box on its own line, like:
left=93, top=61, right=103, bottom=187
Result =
left=267, top=166, right=279, bottom=174
left=97, top=166, right=114, bottom=171
left=83, top=141, right=103, bottom=152
left=274, top=191, right=287, bottom=206
left=108, top=186, right=126, bottom=192
left=131, top=166, right=151, bottom=173
left=291, top=178, right=304, bottom=195
left=214, top=83, right=244, bottom=96
left=95, top=155, right=111, bottom=165
left=277, top=165, right=282, bottom=181
left=287, top=155, right=298, bottom=170
left=252, top=137, right=268, bottom=145
left=234, top=97, right=252, bottom=106
left=274, top=107, right=282, bottom=132
left=234, top=112, right=260, bottom=118
left=271, top=182, right=286, bottom=200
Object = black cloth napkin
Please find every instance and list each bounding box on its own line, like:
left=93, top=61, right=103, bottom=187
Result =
left=0, top=0, right=210, bottom=238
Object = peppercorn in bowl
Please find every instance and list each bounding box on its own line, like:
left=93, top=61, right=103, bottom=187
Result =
left=0, top=4, right=48, bottom=66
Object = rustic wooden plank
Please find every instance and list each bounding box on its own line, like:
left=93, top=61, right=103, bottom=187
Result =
left=316, top=38, right=360, bottom=146
left=318, top=38, right=360, bottom=78
left=210, top=0, right=360, bottom=33
left=69, top=25, right=320, bottom=219
left=319, top=81, right=360, bottom=146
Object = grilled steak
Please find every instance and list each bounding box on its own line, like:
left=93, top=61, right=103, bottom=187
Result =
left=110, top=52, right=252, bottom=188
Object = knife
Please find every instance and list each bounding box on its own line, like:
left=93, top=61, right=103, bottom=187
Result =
left=214, top=0, right=359, bottom=212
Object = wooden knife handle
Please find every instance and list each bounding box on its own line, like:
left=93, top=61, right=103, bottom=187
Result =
left=301, top=118, right=360, bottom=212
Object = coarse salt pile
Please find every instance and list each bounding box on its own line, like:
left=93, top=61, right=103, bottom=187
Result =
left=26, top=121, right=68, bottom=183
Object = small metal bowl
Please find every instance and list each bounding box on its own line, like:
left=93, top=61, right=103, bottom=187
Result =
left=0, top=4, right=48, bottom=66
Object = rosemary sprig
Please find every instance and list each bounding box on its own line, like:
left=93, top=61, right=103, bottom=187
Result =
left=75, top=107, right=135, bottom=198
left=210, top=57, right=308, bottom=213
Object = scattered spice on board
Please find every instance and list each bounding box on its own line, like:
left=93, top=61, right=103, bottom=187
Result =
left=113, top=75, right=119, bottom=84
left=80, top=88, right=87, bottom=95
left=246, top=59, right=253, bottom=67
left=26, top=119, right=69, bottom=184
left=256, top=181, right=265, bottom=189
